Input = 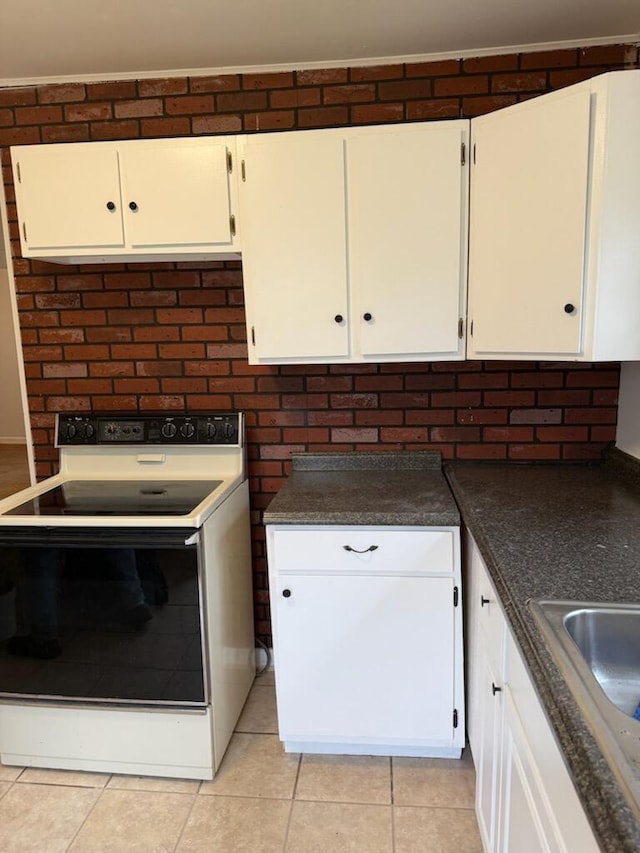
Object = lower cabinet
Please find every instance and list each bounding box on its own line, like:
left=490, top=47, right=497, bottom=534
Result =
left=465, top=531, right=599, bottom=852
left=266, top=525, right=465, bottom=756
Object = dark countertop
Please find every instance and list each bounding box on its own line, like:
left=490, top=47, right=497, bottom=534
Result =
left=445, top=451, right=640, bottom=853
left=264, top=451, right=460, bottom=527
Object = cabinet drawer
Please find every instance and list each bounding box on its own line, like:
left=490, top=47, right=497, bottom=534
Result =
left=268, top=526, right=456, bottom=575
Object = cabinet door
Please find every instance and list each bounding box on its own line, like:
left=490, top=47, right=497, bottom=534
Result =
left=348, top=124, right=467, bottom=359
left=273, top=574, right=455, bottom=743
left=468, top=88, right=591, bottom=357
left=12, top=145, right=125, bottom=251
left=499, top=694, right=556, bottom=853
left=240, top=132, right=349, bottom=361
left=119, top=141, right=234, bottom=249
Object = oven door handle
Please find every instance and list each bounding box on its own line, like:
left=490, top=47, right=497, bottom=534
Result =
left=0, top=527, right=200, bottom=548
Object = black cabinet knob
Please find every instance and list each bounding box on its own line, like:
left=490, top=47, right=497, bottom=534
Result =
left=282, top=589, right=292, bottom=598
left=129, top=201, right=138, bottom=212
left=564, top=303, right=575, bottom=314
left=363, top=313, right=372, bottom=322
left=106, top=201, right=116, bottom=211
left=334, top=314, right=344, bottom=324
left=492, top=683, right=502, bottom=696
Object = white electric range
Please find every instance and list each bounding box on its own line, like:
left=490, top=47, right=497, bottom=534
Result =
left=0, top=412, right=255, bottom=780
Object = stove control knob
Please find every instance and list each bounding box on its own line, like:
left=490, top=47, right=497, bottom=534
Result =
left=224, top=421, right=236, bottom=441
left=180, top=422, right=195, bottom=439
left=206, top=423, right=217, bottom=441
left=161, top=422, right=178, bottom=439
left=84, top=423, right=95, bottom=440
left=66, top=423, right=77, bottom=440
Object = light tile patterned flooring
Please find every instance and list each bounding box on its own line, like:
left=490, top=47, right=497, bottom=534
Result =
left=0, top=451, right=483, bottom=851
left=0, top=672, right=482, bottom=852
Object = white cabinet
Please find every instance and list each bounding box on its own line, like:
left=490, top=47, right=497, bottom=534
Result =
left=239, top=122, right=469, bottom=364
left=467, top=69, right=640, bottom=361
left=465, top=531, right=599, bottom=852
left=266, top=525, right=465, bottom=756
left=11, top=137, right=241, bottom=263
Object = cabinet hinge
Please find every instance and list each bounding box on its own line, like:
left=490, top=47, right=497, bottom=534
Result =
left=22, top=222, right=27, bottom=243
left=230, top=214, right=236, bottom=236
left=453, top=709, right=459, bottom=728
left=453, top=586, right=459, bottom=607
left=461, top=142, right=466, bottom=166
left=227, top=150, right=233, bottom=173
left=16, top=162, right=22, bottom=183
left=251, top=326, right=256, bottom=346
left=241, top=159, right=246, bottom=182
left=458, top=318, right=464, bottom=340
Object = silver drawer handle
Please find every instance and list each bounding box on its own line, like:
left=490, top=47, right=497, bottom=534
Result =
left=343, top=545, right=379, bottom=553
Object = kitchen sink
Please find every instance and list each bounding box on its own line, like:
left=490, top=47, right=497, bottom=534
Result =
left=529, top=600, right=640, bottom=818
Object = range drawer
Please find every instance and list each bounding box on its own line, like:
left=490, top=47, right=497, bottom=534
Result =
left=268, top=525, right=456, bottom=575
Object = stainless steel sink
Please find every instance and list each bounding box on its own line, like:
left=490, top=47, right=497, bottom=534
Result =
left=529, top=600, right=640, bottom=818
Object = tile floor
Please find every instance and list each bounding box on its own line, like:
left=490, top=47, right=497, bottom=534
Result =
left=0, top=670, right=483, bottom=852
left=0, top=451, right=483, bottom=851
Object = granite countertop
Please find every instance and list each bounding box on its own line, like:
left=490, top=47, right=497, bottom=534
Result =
left=445, top=452, right=640, bottom=853
left=264, top=451, right=460, bottom=527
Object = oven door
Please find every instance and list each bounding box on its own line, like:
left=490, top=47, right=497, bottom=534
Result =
left=0, top=527, right=207, bottom=709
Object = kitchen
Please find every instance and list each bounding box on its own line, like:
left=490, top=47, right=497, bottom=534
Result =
left=1, top=1, right=640, bottom=850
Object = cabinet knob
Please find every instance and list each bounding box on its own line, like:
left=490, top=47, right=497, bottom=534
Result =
left=492, top=683, right=502, bottom=696
left=282, top=589, right=292, bottom=598
left=480, top=596, right=491, bottom=607
left=334, top=314, right=344, bottom=324
left=129, top=201, right=139, bottom=212
left=564, top=303, right=576, bottom=314
left=106, top=201, right=116, bottom=211
left=363, top=312, right=373, bottom=322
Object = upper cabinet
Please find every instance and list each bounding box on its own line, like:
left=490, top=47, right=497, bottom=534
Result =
left=467, top=69, right=640, bottom=362
left=238, top=122, right=469, bottom=364
left=11, top=137, right=241, bottom=263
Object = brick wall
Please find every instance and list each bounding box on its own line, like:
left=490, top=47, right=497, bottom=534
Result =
left=1, top=43, right=638, bottom=641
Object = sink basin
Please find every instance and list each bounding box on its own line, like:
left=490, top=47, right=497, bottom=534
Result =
left=529, top=600, right=640, bottom=818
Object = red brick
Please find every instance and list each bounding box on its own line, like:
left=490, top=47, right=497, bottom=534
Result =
left=297, top=69, right=349, bottom=85
left=243, top=112, right=295, bottom=131
left=378, top=80, right=433, bottom=100
left=431, top=426, right=481, bottom=442
left=64, top=103, right=112, bottom=122
left=457, top=409, right=507, bottom=425
left=0, top=109, right=14, bottom=127
left=39, top=328, right=84, bottom=344
left=520, top=49, right=580, bottom=69
left=549, top=69, right=600, bottom=90
left=456, top=444, right=507, bottom=460
left=161, top=378, right=207, bottom=393
left=90, top=120, right=140, bottom=140
left=216, top=92, right=268, bottom=112
left=134, top=327, right=180, bottom=342
left=484, top=390, right=536, bottom=406
left=407, top=99, right=461, bottom=119
left=92, top=396, right=138, bottom=411
left=87, top=81, right=138, bottom=100
left=483, top=426, right=534, bottom=442
left=114, top=379, right=160, bottom=394
left=566, top=369, right=619, bottom=388
left=431, top=391, right=482, bottom=407
left=463, top=55, right=519, bottom=73
left=140, top=117, right=191, bottom=137
left=536, top=426, right=589, bottom=442
left=85, top=327, right=132, bottom=343
left=190, top=75, right=241, bottom=93
left=351, top=65, right=404, bottom=81
left=59, top=309, right=106, bottom=326
left=115, top=99, right=164, bottom=118
left=298, top=106, right=350, bottom=127
left=243, top=72, right=294, bottom=90
left=42, top=362, right=87, bottom=378
left=462, top=95, right=518, bottom=116
left=165, top=95, right=215, bottom=115
left=434, top=76, right=489, bottom=97
left=110, top=344, right=157, bottom=359
left=89, top=363, right=134, bottom=377
left=192, top=115, right=243, bottom=134
left=138, top=78, right=188, bottom=97
left=0, top=126, right=40, bottom=145
left=41, top=124, right=90, bottom=143
left=492, top=72, right=547, bottom=93
left=158, top=343, right=206, bottom=359
left=15, top=105, right=63, bottom=125
left=351, top=104, right=403, bottom=124
left=579, top=44, right=634, bottom=66
left=564, top=407, right=617, bottom=424
left=406, top=60, right=461, bottom=77
left=509, top=444, right=561, bottom=460
left=0, top=88, right=37, bottom=107
left=67, top=379, right=113, bottom=394
left=509, top=408, right=562, bottom=424
left=324, top=85, right=376, bottom=104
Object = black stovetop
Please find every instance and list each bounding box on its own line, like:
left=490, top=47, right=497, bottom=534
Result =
left=6, top=480, right=222, bottom=517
